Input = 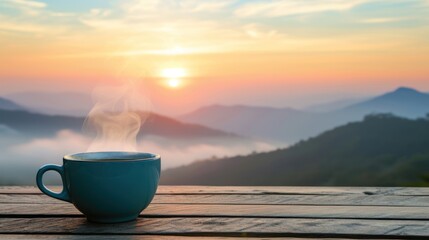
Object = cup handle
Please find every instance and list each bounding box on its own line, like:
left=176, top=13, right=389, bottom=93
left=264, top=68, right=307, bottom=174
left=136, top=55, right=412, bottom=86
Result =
left=36, top=164, right=71, bottom=203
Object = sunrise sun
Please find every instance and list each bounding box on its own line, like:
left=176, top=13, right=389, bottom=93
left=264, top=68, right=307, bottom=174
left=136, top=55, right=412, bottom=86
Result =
left=161, top=68, right=186, bottom=89
left=167, top=78, right=181, bottom=88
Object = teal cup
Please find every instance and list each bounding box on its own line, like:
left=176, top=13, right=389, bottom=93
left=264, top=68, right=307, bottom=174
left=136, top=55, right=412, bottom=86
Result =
left=36, top=152, right=161, bottom=223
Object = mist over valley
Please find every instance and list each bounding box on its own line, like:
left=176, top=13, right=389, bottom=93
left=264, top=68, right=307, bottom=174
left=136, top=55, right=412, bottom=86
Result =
left=1, top=87, right=429, bottom=186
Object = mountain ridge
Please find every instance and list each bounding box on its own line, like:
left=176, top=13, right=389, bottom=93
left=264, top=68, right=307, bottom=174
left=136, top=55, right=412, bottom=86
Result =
left=178, top=87, right=429, bottom=142
left=161, top=113, right=429, bottom=186
left=338, top=87, right=429, bottom=118
left=0, top=97, right=24, bottom=111
left=0, top=109, right=242, bottom=140
left=4, top=91, right=92, bottom=116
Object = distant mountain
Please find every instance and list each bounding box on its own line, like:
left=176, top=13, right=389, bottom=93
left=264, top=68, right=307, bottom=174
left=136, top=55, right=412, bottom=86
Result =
left=142, top=112, right=241, bottom=139
left=5, top=92, right=92, bottom=116
left=179, top=104, right=320, bottom=142
left=161, top=114, right=429, bottom=186
left=0, top=110, right=83, bottom=136
left=303, top=98, right=365, bottom=112
left=0, top=97, right=24, bottom=111
left=0, top=109, right=241, bottom=140
left=179, top=87, right=429, bottom=142
left=338, top=87, right=429, bottom=118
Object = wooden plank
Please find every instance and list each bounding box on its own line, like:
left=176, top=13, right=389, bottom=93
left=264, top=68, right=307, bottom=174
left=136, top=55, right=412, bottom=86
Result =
left=152, top=194, right=429, bottom=207
left=0, top=235, right=326, bottom=240
left=0, top=235, right=356, bottom=240
left=1, top=203, right=429, bottom=220
left=1, top=217, right=429, bottom=238
left=2, top=194, right=429, bottom=207
left=2, top=186, right=429, bottom=196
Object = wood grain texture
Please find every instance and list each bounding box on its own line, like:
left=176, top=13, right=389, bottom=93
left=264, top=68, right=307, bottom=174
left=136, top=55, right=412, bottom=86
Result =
left=1, top=217, right=429, bottom=238
left=2, top=186, right=429, bottom=196
left=1, top=203, right=429, bottom=220
left=2, top=186, right=429, bottom=239
left=2, top=194, right=429, bottom=207
left=0, top=235, right=346, bottom=240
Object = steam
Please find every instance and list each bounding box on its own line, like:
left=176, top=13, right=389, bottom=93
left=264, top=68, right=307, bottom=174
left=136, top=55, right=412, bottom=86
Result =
left=84, top=82, right=150, bottom=152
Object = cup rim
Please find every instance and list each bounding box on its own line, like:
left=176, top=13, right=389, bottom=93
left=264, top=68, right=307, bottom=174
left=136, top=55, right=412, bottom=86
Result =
left=63, top=151, right=160, bottom=162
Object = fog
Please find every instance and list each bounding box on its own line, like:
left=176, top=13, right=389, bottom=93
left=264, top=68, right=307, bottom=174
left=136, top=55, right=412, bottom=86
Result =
left=0, top=129, right=280, bottom=185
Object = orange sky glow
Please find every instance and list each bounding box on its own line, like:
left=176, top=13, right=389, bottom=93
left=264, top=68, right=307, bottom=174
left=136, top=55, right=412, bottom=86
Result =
left=1, top=0, right=429, bottom=114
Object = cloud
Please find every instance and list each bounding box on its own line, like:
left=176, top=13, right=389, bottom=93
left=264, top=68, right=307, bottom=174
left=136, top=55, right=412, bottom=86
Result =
left=360, top=18, right=404, bottom=24
left=139, top=136, right=278, bottom=169
left=10, top=130, right=89, bottom=158
left=0, top=0, right=75, bottom=34
left=180, top=0, right=235, bottom=12
left=120, top=0, right=234, bottom=15
left=48, top=12, right=75, bottom=17
left=89, top=8, right=112, bottom=17
left=0, top=0, right=46, bottom=16
left=243, top=23, right=278, bottom=39
left=2, top=0, right=428, bottom=74
left=0, top=124, right=18, bottom=135
left=0, top=130, right=89, bottom=185
left=235, top=0, right=368, bottom=18
left=2, top=0, right=46, bottom=9
left=78, top=5, right=244, bottom=55
left=0, top=129, right=280, bottom=185
left=0, top=17, right=48, bottom=32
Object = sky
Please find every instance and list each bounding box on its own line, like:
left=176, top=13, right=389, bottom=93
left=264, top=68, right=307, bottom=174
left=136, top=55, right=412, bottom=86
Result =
left=1, top=0, right=429, bottom=115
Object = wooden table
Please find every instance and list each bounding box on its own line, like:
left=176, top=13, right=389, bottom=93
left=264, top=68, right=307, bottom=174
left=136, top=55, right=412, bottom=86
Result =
left=1, top=186, right=429, bottom=239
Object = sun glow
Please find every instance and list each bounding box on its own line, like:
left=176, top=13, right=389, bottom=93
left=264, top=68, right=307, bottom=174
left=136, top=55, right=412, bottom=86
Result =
left=167, top=78, right=181, bottom=88
left=162, top=68, right=186, bottom=78
left=161, top=68, right=186, bottom=89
